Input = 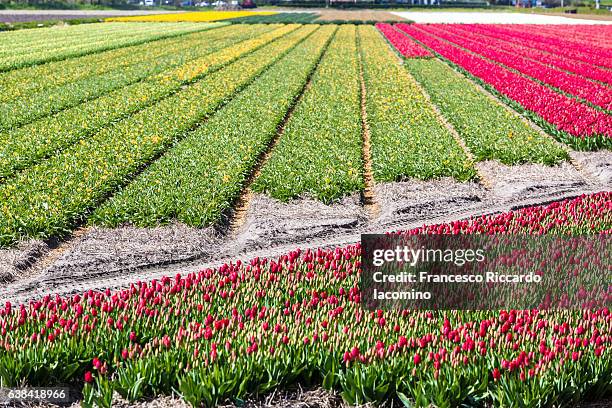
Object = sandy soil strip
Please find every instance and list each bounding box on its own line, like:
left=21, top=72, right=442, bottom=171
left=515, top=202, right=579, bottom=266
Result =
left=358, top=36, right=380, bottom=219
left=477, top=160, right=587, bottom=200
left=570, top=150, right=612, bottom=186
left=2, top=161, right=609, bottom=305
left=229, top=37, right=328, bottom=235
left=0, top=240, right=47, bottom=283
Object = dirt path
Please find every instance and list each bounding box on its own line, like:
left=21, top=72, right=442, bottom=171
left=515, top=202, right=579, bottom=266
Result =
left=357, top=29, right=381, bottom=220
left=1, top=160, right=609, bottom=305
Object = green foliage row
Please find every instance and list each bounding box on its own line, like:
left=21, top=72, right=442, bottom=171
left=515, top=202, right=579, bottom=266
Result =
left=0, top=21, right=185, bottom=56
left=226, top=13, right=408, bottom=26
left=0, top=22, right=211, bottom=72
left=91, top=25, right=336, bottom=228
left=316, top=19, right=407, bottom=25
left=0, top=17, right=101, bottom=32
left=0, top=24, right=307, bottom=247
left=0, top=24, right=275, bottom=180
left=404, top=58, right=569, bottom=166
left=227, top=12, right=319, bottom=24
left=253, top=25, right=364, bottom=203
left=0, top=23, right=233, bottom=132
left=360, top=25, right=475, bottom=182
left=0, top=23, right=229, bottom=103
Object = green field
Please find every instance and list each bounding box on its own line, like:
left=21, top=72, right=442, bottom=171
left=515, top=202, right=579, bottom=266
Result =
left=0, top=21, right=595, bottom=247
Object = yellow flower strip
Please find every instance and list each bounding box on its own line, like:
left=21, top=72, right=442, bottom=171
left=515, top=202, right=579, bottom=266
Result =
left=0, top=23, right=228, bottom=103
left=0, top=25, right=310, bottom=247
left=92, top=25, right=334, bottom=228
left=0, top=24, right=275, bottom=180
left=359, top=25, right=476, bottom=182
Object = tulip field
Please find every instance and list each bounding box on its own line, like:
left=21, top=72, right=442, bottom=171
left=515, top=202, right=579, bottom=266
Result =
left=0, top=192, right=610, bottom=407
left=0, top=22, right=219, bottom=72
left=3, top=22, right=611, bottom=246
left=385, top=23, right=612, bottom=150
left=0, top=19, right=611, bottom=406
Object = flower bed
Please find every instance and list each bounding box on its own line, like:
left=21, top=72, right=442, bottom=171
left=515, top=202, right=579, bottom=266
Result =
left=0, top=25, right=304, bottom=247
left=0, top=192, right=610, bottom=407
left=416, top=24, right=612, bottom=111
left=396, top=24, right=612, bottom=150
left=252, top=25, right=364, bottom=203
left=444, top=25, right=612, bottom=86
left=0, top=22, right=211, bottom=72
left=91, top=26, right=334, bottom=228
left=376, top=23, right=431, bottom=58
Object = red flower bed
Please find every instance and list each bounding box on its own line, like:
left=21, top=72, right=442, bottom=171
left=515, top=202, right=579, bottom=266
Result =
left=376, top=23, right=432, bottom=58
left=417, top=24, right=612, bottom=110
left=470, top=24, right=612, bottom=69
left=0, top=192, right=610, bottom=407
left=446, top=24, right=612, bottom=85
left=396, top=24, right=612, bottom=147
left=525, top=25, right=612, bottom=49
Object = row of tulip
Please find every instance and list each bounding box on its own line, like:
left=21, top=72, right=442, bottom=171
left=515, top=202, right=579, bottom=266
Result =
left=0, top=23, right=237, bottom=133
left=485, top=24, right=612, bottom=60
left=459, top=24, right=612, bottom=70
left=0, top=23, right=229, bottom=104
left=533, top=25, right=612, bottom=47
left=0, top=22, right=134, bottom=55
left=416, top=24, right=612, bottom=112
left=533, top=24, right=612, bottom=41
left=0, top=25, right=307, bottom=247
left=396, top=24, right=612, bottom=150
left=441, top=24, right=612, bottom=86
left=90, top=25, right=334, bottom=228
left=1, top=23, right=193, bottom=58
left=402, top=57, right=568, bottom=166
left=375, top=23, right=431, bottom=58
left=0, top=192, right=609, bottom=407
left=0, top=24, right=278, bottom=181
left=252, top=25, right=364, bottom=203
left=360, top=25, right=475, bottom=183
left=0, top=22, right=212, bottom=72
